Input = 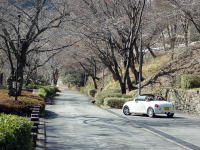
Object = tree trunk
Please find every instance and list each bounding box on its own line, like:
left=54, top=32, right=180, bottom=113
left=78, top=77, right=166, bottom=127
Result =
left=133, top=40, right=139, bottom=63
left=0, top=73, right=3, bottom=86
left=107, top=65, right=118, bottom=81
left=17, top=64, right=24, bottom=96
left=52, top=68, right=59, bottom=86
left=126, top=70, right=135, bottom=91
left=92, top=76, right=98, bottom=89
left=130, top=60, right=139, bottom=84
left=146, top=45, right=156, bottom=58
left=184, top=29, right=188, bottom=47
left=15, top=42, right=29, bottom=96
left=161, top=32, right=167, bottom=51
left=119, top=81, right=126, bottom=94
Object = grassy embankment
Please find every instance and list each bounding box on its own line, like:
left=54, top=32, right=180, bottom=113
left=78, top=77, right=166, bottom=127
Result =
left=80, top=47, right=200, bottom=108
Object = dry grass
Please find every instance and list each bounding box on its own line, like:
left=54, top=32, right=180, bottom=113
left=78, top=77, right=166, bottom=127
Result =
left=142, top=53, right=171, bottom=78
left=103, top=79, right=120, bottom=90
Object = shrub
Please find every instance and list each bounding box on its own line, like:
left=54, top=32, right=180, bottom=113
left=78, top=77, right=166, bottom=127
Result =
left=95, top=90, right=122, bottom=105
left=175, top=74, right=200, bottom=89
left=79, top=81, right=95, bottom=95
left=102, top=88, right=121, bottom=93
left=37, top=86, right=59, bottom=99
left=0, top=114, right=33, bottom=150
left=80, top=86, right=91, bottom=95
left=37, top=88, right=47, bottom=98
left=127, top=90, right=137, bottom=97
left=79, top=87, right=86, bottom=94
left=0, top=85, right=7, bottom=89
left=104, top=97, right=128, bottom=108
left=175, top=75, right=182, bottom=88
left=25, top=84, right=44, bottom=89
left=0, top=90, right=45, bottom=116
left=122, top=95, right=133, bottom=98
left=88, top=89, right=96, bottom=97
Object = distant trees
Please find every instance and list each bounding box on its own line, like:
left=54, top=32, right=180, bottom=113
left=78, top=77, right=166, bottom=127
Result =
left=168, top=0, right=200, bottom=34
left=76, top=55, right=100, bottom=89
left=0, top=0, right=70, bottom=95
left=0, top=0, right=199, bottom=95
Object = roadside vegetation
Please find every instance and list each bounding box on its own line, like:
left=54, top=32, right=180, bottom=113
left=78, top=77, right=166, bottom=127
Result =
left=37, top=86, right=60, bottom=99
left=0, top=114, right=33, bottom=150
left=0, top=90, right=45, bottom=116
left=0, top=85, right=59, bottom=150
left=78, top=47, right=200, bottom=109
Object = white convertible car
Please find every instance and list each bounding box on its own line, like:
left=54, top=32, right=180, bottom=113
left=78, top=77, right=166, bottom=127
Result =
left=122, top=94, right=174, bottom=117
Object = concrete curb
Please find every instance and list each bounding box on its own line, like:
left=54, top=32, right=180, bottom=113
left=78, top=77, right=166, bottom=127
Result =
left=36, top=118, right=46, bottom=150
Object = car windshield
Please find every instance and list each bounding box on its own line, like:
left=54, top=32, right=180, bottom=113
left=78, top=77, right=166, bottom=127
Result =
left=146, top=95, right=166, bottom=101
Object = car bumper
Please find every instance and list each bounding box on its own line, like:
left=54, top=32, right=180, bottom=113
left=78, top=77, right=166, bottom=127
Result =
left=154, top=108, right=174, bottom=114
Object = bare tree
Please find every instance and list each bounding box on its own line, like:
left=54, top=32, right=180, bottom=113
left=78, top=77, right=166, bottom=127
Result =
left=0, top=0, right=71, bottom=95
left=167, top=0, right=200, bottom=34
left=79, top=0, right=146, bottom=94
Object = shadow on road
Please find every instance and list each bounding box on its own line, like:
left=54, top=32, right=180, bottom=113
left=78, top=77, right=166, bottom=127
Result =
left=130, top=114, right=184, bottom=119
left=45, top=110, right=59, bottom=119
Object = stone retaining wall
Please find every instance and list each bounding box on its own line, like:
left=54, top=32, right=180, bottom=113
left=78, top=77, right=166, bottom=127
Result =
left=159, top=88, right=200, bottom=114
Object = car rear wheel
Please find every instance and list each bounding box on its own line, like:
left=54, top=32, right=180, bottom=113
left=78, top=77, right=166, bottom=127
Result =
left=123, top=106, right=131, bottom=115
left=167, top=113, right=174, bottom=118
left=147, top=108, right=155, bottom=118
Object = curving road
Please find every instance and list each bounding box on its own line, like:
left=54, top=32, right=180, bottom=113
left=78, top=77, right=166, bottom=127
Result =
left=45, top=90, right=200, bottom=150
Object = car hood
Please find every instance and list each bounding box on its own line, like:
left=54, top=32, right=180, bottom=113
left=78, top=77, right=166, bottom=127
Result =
left=123, top=101, right=133, bottom=107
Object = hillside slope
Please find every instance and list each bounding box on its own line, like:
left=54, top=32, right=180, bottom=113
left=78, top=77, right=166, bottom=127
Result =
left=142, top=46, right=200, bottom=90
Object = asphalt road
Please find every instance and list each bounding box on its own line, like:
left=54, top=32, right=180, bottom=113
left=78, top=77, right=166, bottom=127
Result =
left=45, top=90, right=200, bottom=150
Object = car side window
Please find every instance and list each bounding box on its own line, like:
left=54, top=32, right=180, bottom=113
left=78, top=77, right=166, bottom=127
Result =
left=137, top=98, right=145, bottom=101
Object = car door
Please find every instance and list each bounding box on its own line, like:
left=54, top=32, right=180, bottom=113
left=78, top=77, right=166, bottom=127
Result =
left=136, top=99, right=146, bottom=113
left=128, top=99, right=138, bottom=113
left=134, top=97, right=146, bottom=113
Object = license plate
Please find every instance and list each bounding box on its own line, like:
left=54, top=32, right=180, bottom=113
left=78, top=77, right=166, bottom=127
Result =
left=164, top=107, right=169, bottom=110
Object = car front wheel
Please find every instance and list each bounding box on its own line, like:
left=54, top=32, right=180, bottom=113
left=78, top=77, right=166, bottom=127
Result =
left=147, top=108, right=155, bottom=118
left=123, top=106, right=131, bottom=115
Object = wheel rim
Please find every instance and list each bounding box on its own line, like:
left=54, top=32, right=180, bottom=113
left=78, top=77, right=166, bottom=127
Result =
left=148, top=108, right=154, bottom=117
left=167, top=113, right=174, bottom=117
left=123, top=107, right=129, bottom=115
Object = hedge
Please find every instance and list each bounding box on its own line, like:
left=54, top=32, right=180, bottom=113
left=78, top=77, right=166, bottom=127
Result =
left=175, top=74, right=200, bottom=89
left=102, top=88, right=121, bottom=93
left=0, top=90, right=45, bottom=116
left=0, top=114, right=33, bottom=150
left=175, top=75, right=182, bottom=88
left=104, top=97, right=129, bottom=109
left=38, top=86, right=59, bottom=99
left=88, top=89, right=96, bottom=97
left=95, top=89, right=122, bottom=105
left=25, top=84, right=43, bottom=89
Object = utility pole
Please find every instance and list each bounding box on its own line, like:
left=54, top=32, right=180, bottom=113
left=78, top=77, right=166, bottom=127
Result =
left=15, top=14, right=21, bottom=101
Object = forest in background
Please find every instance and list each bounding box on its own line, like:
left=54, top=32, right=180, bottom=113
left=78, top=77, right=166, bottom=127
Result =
left=0, top=0, right=200, bottom=95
